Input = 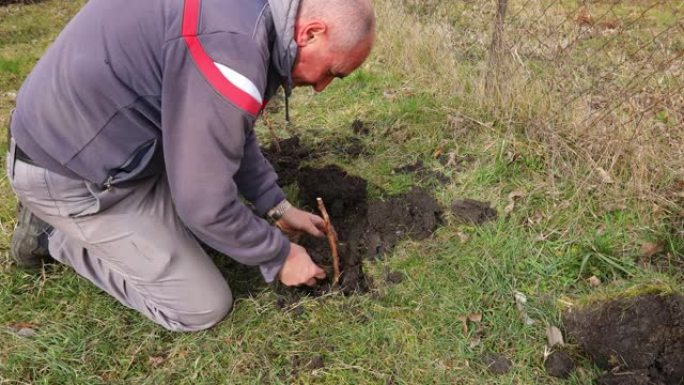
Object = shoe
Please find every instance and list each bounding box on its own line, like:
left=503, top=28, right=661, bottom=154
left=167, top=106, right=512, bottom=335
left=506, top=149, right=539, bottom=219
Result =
left=10, top=203, right=53, bottom=269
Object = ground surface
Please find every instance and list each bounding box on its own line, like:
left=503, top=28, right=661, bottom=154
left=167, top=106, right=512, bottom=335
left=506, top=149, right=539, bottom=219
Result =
left=564, top=293, right=684, bottom=385
left=295, top=163, right=442, bottom=293
left=1, top=0, right=683, bottom=384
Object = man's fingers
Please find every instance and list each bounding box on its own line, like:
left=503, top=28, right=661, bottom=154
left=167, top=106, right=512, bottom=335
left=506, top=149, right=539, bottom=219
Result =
left=305, top=277, right=317, bottom=287
left=308, top=224, right=325, bottom=238
left=310, top=213, right=325, bottom=226
left=313, top=265, right=327, bottom=280
left=309, top=214, right=326, bottom=237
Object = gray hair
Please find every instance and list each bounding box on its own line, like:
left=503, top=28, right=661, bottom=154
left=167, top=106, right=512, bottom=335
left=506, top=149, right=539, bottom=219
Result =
left=297, top=0, right=375, bottom=52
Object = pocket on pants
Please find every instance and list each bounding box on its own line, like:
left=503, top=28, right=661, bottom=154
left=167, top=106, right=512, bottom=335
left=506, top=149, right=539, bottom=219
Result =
left=44, top=169, right=99, bottom=218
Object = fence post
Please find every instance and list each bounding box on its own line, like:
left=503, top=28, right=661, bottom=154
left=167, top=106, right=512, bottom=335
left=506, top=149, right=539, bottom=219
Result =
left=485, top=0, right=509, bottom=96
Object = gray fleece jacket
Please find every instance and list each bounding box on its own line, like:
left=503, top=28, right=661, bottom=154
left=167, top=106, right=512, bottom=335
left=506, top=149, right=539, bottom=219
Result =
left=10, top=0, right=301, bottom=282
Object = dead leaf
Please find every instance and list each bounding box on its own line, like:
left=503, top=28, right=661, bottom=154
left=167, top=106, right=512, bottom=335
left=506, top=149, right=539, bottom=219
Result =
left=506, top=151, right=521, bottom=165
left=433, top=148, right=443, bottom=159
left=8, top=322, right=39, bottom=337
left=456, top=231, right=470, bottom=244
left=527, top=212, right=545, bottom=225
left=576, top=6, right=593, bottom=26
left=504, top=189, right=526, bottom=214
left=513, top=291, right=537, bottom=325
left=468, top=313, right=482, bottom=323
left=9, top=321, right=38, bottom=330
left=522, top=314, right=536, bottom=325
left=16, top=327, right=37, bottom=338
left=587, top=275, right=601, bottom=287
left=457, top=315, right=468, bottom=334
left=148, top=355, right=167, bottom=367
left=514, top=291, right=527, bottom=305
left=469, top=324, right=485, bottom=348
left=595, top=167, right=614, bottom=184
left=383, top=91, right=396, bottom=100
left=458, top=313, right=483, bottom=335
left=546, top=326, right=565, bottom=348
left=640, top=242, right=664, bottom=258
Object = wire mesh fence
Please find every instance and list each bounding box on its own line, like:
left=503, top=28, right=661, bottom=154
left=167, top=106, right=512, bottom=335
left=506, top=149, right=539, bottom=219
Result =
left=396, top=0, right=683, bottom=200
left=494, top=0, right=683, bottom=197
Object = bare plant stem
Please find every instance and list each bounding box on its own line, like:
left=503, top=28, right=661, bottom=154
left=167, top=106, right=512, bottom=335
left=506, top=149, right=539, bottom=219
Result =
left=262, top=110, right=281, bottom=153
left=316, top=197, right=340, bottom=284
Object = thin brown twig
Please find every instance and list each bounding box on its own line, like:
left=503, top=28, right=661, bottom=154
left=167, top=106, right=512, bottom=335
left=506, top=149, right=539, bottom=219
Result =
left=316, top=197, right=340, bottom=284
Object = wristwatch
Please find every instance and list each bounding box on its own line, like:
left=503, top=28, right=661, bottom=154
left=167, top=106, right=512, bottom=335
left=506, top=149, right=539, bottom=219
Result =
left=267, top=199, right=293, bottom=221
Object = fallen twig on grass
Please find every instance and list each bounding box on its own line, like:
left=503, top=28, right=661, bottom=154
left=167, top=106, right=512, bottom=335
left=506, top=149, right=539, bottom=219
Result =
left=316, top=197, right=340, bottom=284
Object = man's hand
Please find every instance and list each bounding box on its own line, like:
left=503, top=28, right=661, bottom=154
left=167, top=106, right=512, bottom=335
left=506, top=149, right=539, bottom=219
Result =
left=276, top=207, right=326, bottom=238
left=279, top=243, right=326, bottom=286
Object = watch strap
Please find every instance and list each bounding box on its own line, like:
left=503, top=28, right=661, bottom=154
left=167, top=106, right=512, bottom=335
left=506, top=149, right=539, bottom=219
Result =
left=267, top=199, right=292, bottom=221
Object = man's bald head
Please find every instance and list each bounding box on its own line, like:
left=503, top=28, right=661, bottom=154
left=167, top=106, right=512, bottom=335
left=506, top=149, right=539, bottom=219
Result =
left=297, top=0, right=375, bottom=52
left=291, top=0, right=375, bottom=92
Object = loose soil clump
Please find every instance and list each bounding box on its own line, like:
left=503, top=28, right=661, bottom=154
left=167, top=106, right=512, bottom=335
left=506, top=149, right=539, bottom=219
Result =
left=482, top=352, right=512, bottom=375
left=451, top=199, right=498, bottom=225
left=393, top=159, right=450, bottom=185
left=262, top=136, right=367, bottom=186
left=563, top=293, right=684, bottom=385
left=365, top=186, right=443, bottom=259
left=262, top=136, right=312, bottom=186
left=295, top=165, right=442, bottom=293
left=545, top=351, right=576, bottom=379
left=351, top=119, right=370, bottom=136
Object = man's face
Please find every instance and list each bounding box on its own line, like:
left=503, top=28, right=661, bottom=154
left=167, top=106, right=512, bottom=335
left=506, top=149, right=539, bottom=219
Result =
left=291, top=21, right=373, bottom=92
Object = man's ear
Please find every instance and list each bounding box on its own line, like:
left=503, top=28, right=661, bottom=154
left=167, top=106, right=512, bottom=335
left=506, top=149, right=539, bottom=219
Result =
left=294, top=21, right=327, bottom=47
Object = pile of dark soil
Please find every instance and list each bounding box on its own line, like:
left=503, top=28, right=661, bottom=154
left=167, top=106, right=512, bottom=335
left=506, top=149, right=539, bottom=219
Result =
left=295, top=165, right=443, bottom=293
left=365, top=187, right=443, bottom=259
left=451, top=199, right=498, bottom=225
left=262, top=136, right=312, bottom=186
left=262, top=136, right=367, bottom=186
left=563, top=293, right=684, bottom=385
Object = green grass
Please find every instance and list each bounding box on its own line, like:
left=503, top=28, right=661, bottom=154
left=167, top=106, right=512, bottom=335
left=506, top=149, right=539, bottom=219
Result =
left=1, top=0, right=683, bottom=384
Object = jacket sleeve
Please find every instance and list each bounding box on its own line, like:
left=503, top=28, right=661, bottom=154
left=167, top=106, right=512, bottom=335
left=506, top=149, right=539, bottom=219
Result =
left=233, top=128, right=285, bottom=216
left=160, top=31, right=288, bottom=282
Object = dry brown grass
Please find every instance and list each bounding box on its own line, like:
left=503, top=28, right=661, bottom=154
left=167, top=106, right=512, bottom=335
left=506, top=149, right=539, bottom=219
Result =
left=374, top=0, right=683, bottom=212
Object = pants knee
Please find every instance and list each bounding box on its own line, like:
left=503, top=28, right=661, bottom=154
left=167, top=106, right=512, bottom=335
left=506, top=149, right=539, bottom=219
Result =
left=159, top=282, right=233, bottom=332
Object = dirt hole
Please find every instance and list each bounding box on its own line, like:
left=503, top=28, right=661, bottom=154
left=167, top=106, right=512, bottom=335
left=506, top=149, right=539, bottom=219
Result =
left=262, top=137, right=444, bottom=295
left=295, top=165, right=443, bottom=294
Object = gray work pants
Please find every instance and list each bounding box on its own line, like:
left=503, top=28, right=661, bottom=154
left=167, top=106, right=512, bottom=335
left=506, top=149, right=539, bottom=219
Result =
left=7, top=140, right=233, bottom=331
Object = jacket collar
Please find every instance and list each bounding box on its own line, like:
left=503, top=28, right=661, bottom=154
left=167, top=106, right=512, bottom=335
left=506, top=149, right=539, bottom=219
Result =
left=268, top=0, right=300, bottom=98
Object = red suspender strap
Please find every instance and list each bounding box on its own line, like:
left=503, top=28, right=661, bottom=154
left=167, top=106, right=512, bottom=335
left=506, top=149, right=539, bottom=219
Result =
left=181, top=0, right=262, bottom=116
